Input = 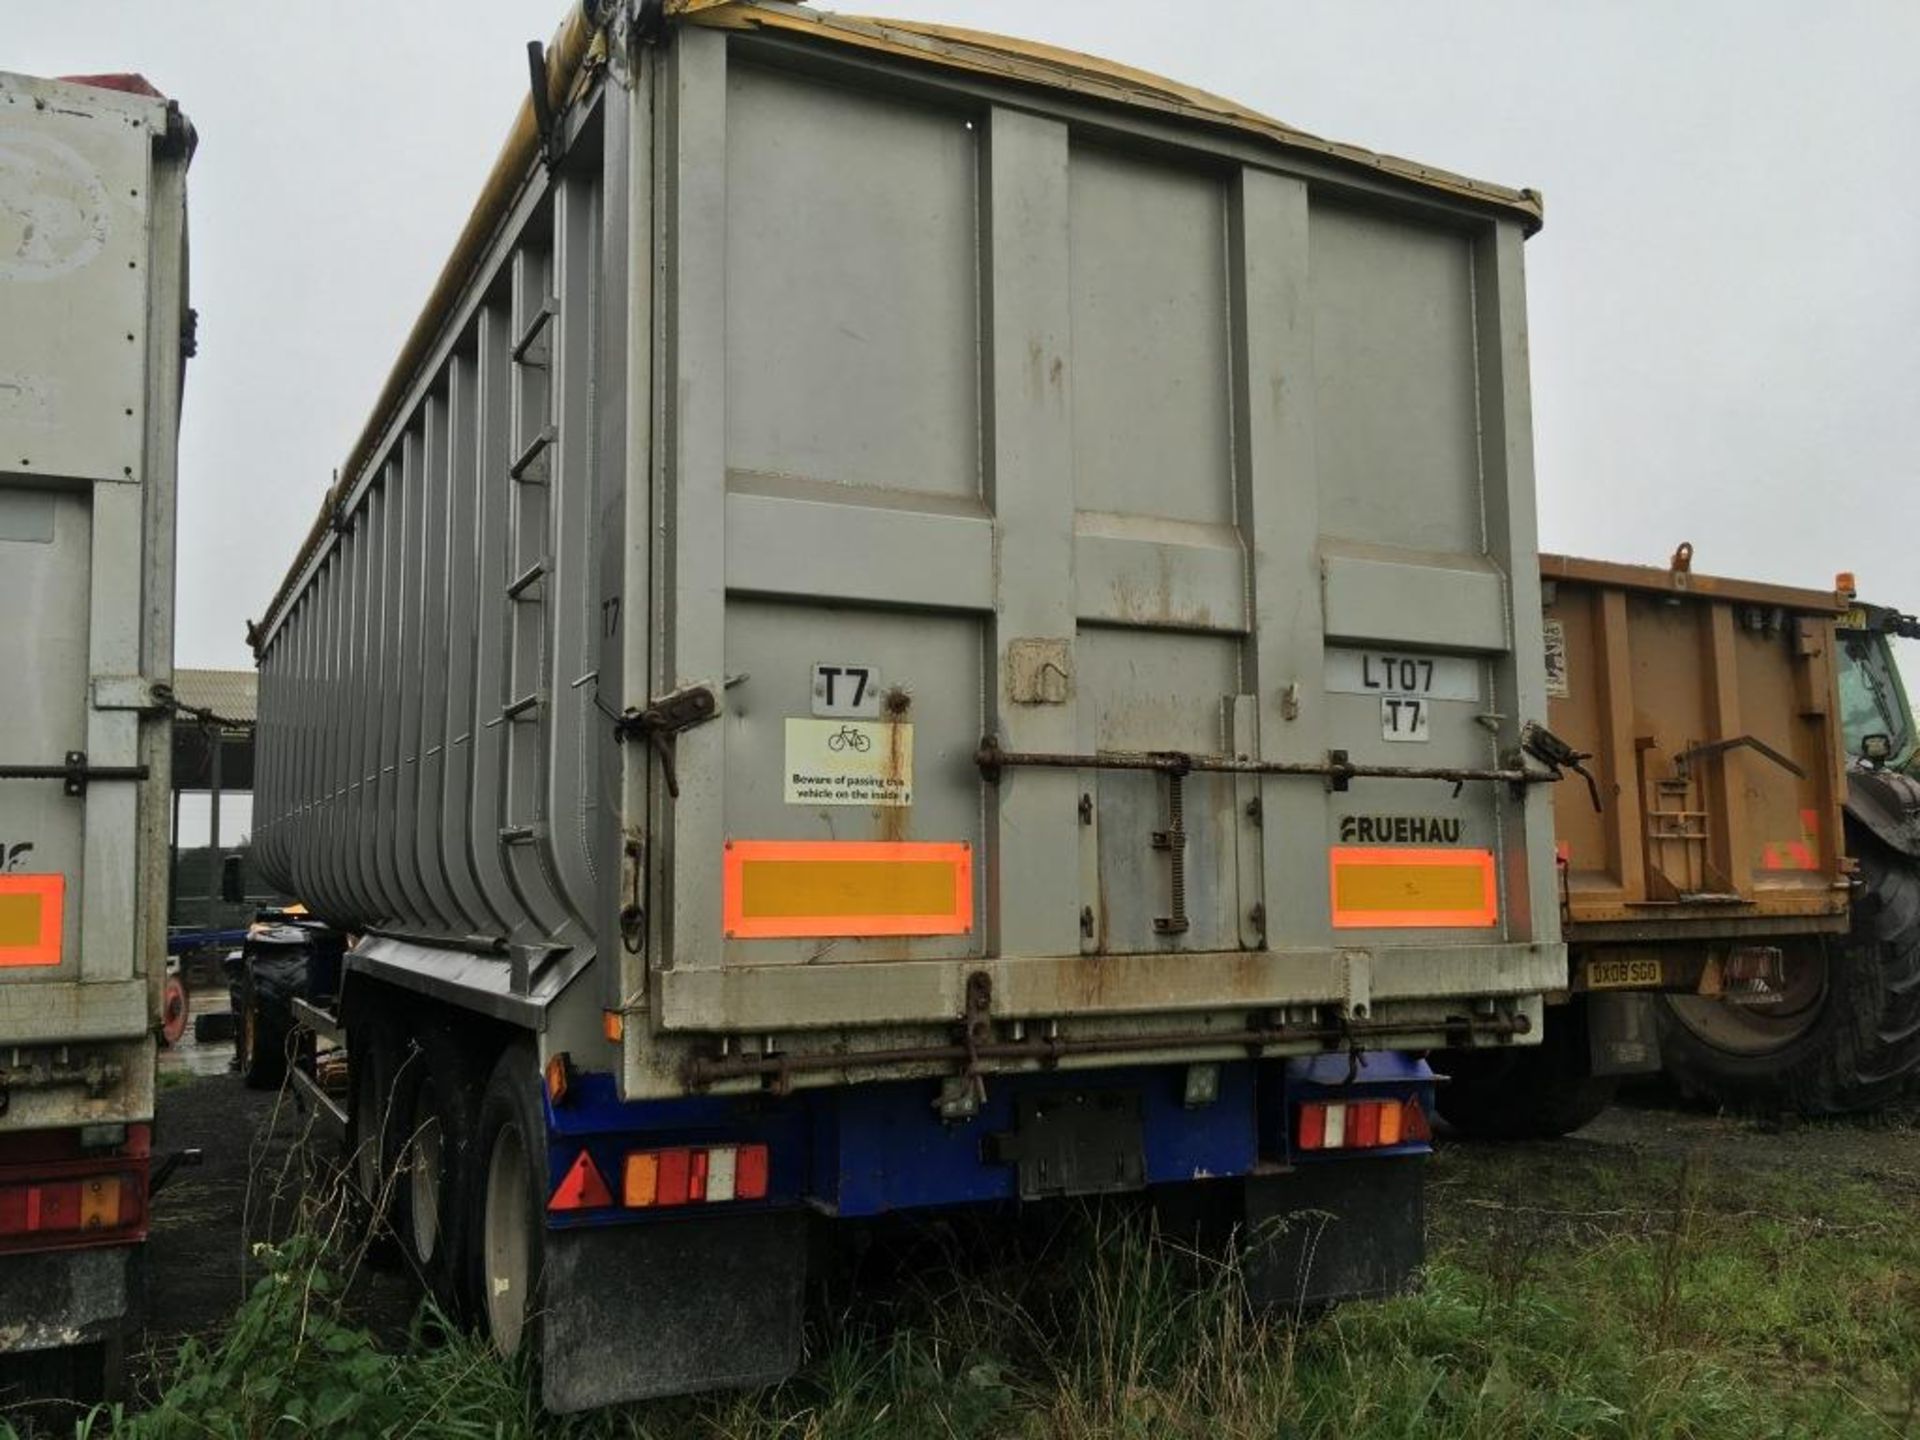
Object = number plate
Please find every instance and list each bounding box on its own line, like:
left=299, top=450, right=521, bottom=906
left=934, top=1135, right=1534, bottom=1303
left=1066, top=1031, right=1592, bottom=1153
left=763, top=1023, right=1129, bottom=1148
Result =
left=1325, top=649, right=1480, bottom=702
left=1003, top=1091, right=1145, bottom=1200
left=1585, top=957, right=1662, bottom=990
left=811, top=661, right=882, bottom=718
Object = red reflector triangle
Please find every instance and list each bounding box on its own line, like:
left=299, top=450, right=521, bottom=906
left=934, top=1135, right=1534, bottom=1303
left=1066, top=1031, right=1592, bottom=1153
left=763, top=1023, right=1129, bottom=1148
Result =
left=549, top=1149, right=613, bottom=1211
left=1401, top=1098, right=1432, bottom=1143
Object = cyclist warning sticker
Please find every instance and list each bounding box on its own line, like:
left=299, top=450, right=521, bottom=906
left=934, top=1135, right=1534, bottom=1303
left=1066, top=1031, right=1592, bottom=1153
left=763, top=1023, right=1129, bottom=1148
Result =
left=785, top=719, right=914, bottom=807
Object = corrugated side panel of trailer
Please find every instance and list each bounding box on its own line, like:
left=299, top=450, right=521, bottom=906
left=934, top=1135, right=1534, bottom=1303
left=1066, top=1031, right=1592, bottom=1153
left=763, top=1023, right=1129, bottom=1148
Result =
left=1541, top=553, right=1851, bottom=938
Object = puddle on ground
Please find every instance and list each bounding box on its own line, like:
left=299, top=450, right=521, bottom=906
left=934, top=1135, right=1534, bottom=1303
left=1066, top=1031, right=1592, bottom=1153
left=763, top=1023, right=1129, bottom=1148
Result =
left=159, top=988, right=237, bottom=1080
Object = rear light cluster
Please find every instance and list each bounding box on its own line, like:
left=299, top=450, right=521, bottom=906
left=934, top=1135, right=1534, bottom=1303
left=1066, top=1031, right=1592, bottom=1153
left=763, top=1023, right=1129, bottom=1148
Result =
left=548, top=1144, right=770, bottom=1213
left=624, top=1144, right=769, bottom=1208
left=0, top=1173, right=136, bottom=1240
left=1296, top=1097, right=1430, bottom=1151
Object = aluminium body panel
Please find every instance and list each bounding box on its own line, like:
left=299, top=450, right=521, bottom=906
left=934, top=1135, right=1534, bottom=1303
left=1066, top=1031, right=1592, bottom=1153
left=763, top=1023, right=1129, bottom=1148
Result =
left=250, top=7, right=1563, bottom=1099
left=1540, top=553, right=1851, bottom=938
left=0, top=72, right=186, bottom=1130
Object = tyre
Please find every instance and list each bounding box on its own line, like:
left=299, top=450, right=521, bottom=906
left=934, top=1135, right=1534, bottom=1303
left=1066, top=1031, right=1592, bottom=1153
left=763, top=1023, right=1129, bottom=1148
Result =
left=1656, top=826, right=1920, bottom=1115
left=1436, top=999, right=1618, bottom=1139
left=345, top=1008, right=410, bottom=1234
left=396, top=1021, right=479, bottom=1317
left=0, top=1339, right=112, bottom=1419
left=160, top=973, right=189, bottom=1048
left=470, top=1043, right=546, bottom=1362
left=236, top=966, right=290, bottom=1089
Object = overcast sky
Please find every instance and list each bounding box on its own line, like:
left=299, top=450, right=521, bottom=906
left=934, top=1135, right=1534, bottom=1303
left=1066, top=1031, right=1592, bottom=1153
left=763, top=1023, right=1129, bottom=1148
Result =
left=12, top=0, right=1920, bottom=677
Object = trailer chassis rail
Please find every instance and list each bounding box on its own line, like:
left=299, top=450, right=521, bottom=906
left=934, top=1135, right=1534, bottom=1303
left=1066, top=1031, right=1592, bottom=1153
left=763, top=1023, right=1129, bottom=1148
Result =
left=685, top=1002, right=1532, bottom=1092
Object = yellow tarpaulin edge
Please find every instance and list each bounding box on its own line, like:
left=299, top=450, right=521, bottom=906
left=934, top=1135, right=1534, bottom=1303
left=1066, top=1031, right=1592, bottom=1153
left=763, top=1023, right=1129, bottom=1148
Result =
left=681, top=3, right=1543, bottom=231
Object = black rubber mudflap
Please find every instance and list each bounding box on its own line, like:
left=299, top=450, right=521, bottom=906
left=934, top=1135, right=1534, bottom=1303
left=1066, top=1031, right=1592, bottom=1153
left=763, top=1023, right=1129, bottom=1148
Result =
left=540, top=1209, right=807, bottom=1411
left=0, top=1244, right=137, bottom=1352
left=1241, top=1156, right=1425, bottom=1311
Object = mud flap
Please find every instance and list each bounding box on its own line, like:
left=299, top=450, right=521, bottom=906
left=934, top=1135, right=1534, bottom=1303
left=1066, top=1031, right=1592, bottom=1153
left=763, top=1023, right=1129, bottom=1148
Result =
left=1241, top=1155, right=1425, bottom=1310
left=1585, top=990, right=1662, bottom=1076
left=0, top=1244, right=140, bottom=1354
left=539, top=1209, right=807, bottom=1412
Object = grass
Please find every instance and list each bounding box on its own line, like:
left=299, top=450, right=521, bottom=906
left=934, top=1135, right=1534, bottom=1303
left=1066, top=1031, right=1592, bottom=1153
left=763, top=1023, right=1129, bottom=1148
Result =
left=8, top=1108, right=1919, bottom=1440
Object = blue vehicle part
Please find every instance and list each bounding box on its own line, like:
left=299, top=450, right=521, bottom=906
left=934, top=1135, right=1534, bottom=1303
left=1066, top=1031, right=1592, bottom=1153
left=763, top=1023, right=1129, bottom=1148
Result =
left=540, top=1056, right=1433, bottom=1228
left=533, top=1057, right=1433, bottom=1399
left=166, top=927, right=248, bottom=956
left=814, top=1061, right=1255, bottom=1214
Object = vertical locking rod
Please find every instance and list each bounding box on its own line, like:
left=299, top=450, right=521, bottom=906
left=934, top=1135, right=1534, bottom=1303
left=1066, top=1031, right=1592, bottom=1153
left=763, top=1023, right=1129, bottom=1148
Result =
left=1152, top=771, right=1189, bottom=935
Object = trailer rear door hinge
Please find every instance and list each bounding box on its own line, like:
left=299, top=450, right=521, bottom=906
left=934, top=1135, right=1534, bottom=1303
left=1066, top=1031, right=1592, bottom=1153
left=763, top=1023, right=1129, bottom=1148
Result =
left=92, top=675, right=169, bottom=714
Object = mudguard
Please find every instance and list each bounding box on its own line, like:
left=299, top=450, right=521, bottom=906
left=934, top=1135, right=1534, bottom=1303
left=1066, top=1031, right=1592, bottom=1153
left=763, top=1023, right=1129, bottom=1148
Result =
left=1844, top=769, right=1920, bottom=862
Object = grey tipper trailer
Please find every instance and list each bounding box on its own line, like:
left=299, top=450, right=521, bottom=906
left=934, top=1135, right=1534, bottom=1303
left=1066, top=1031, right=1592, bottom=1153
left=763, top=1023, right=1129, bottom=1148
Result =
left=248, top=1, right=1564, bottom=1410
left=0, top=72, right=191, bottom=1384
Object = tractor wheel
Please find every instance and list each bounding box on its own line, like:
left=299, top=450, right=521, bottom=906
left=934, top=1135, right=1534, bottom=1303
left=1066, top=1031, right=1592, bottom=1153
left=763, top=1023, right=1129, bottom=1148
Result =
left=1656, top=827, right=1920, bottom=1115
left=236, top=968, right=290, bottom=1089
left=1436, top=998, right=1618, bottom=1139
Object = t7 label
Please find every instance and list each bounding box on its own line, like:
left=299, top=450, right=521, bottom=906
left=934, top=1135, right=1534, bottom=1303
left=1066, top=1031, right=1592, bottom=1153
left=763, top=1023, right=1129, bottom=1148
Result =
left=810, top=661, right=883, bottom=718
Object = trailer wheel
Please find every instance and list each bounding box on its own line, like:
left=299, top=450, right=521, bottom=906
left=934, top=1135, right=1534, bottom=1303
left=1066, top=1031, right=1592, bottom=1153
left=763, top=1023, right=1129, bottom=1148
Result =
left=398, top=1022, right=478, bottom=1317
left=1656, top=827, right=1920, bottom=1115
left=472, top=1043, right=545, bottom=1361
left=0, top=1338, right=115, bottom=1414
left=1435, top=999, right=1617, bottom=1139
left=236, top=968, right=290, bottom=1089
left=345, top=1010, right=409, bottom=1229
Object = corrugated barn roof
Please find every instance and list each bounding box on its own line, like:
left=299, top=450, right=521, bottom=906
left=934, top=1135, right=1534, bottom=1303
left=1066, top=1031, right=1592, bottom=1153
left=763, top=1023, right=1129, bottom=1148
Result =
left=172, top=668, right=257, bottom=726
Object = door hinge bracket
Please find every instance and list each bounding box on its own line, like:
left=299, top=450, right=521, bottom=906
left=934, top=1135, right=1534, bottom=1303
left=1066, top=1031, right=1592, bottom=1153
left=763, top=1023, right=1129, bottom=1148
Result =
left=92, top=675, right=170, bottom=715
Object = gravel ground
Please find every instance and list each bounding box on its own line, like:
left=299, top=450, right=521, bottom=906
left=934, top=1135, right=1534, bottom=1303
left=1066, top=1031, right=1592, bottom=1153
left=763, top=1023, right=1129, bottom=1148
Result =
left=143, top=1029, right=415, bottom=1377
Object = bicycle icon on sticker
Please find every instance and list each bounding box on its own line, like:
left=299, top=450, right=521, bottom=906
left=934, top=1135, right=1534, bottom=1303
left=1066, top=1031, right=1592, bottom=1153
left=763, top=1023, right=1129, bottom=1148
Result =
left=827, top=725, right=873, bottom=754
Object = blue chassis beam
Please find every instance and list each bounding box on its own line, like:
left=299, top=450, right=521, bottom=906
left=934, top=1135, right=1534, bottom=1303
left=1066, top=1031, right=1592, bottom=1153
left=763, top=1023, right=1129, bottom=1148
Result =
left=542, top=1053, right=1435, bottom=1229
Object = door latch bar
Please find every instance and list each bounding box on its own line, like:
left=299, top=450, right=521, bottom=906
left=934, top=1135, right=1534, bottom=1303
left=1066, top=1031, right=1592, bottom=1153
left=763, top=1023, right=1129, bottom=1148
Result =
left=1151, top=767, right=1190, bottom=935
left=976, top=737, right=1556, bottom=794
left=0, top=752, right=150, bottom=797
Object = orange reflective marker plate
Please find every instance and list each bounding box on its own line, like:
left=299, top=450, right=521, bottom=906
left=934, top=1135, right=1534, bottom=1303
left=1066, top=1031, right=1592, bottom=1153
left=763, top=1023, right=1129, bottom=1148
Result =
left=1329, top=847, right=1497, bottom=929
left=0, top=874, right=64, bottom=967
left=724, top=840, right=973, bottom=939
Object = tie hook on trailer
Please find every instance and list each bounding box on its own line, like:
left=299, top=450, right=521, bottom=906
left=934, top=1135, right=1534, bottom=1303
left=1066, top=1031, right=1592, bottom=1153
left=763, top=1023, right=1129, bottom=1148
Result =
left=1519, top=721, right=1604, bottom=813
